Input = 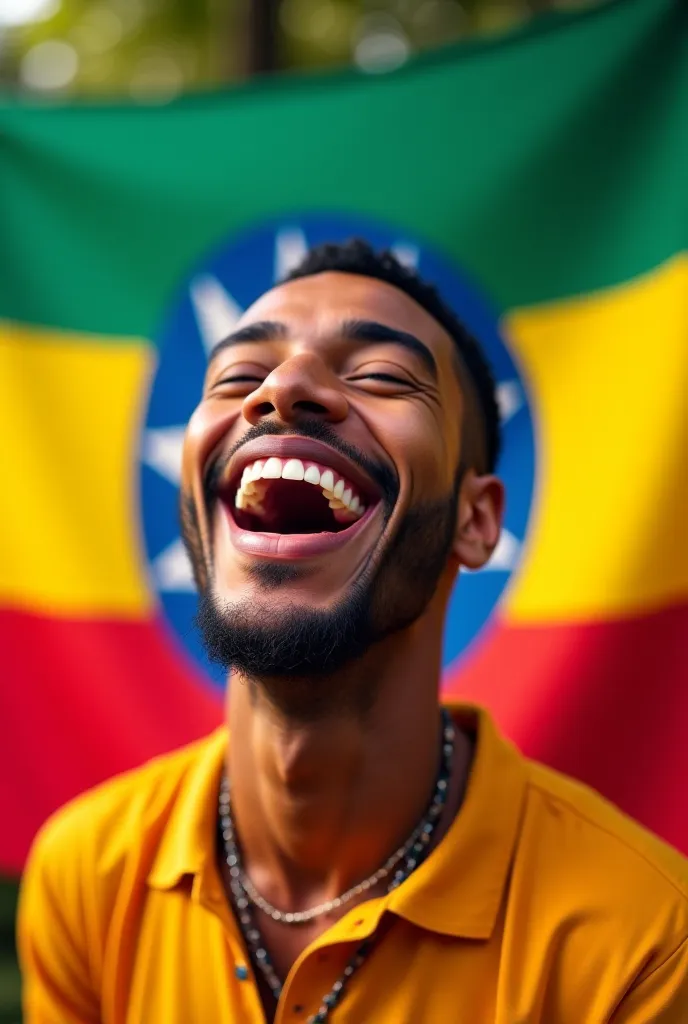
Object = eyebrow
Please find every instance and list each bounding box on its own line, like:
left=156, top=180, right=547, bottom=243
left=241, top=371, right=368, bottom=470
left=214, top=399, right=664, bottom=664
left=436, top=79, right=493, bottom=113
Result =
left=340, top=319, right=437, bottom=378
left=207, top=321, right=287, bottom=363
left=207, top=317, right=437, bottom=379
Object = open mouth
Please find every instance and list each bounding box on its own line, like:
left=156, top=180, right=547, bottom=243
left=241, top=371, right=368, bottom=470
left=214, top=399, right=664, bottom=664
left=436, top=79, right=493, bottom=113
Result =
left=223, top=457, right=375, bottom=536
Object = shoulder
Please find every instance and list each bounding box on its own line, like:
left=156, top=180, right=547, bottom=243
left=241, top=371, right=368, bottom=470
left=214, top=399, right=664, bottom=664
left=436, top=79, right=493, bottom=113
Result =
left=25, top=728, right=225, bottom=888
left=525, top=758, right=688, bottom=898
left=520, top=757, right=688, bottom=949
left=18, top=730, right=226, bottom=1021
left=511, top=760, right=688, bottom=1015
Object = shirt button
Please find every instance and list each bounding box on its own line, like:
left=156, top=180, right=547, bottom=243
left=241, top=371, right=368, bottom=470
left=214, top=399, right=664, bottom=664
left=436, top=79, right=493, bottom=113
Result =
left=235, top=964, right=249, bottom=981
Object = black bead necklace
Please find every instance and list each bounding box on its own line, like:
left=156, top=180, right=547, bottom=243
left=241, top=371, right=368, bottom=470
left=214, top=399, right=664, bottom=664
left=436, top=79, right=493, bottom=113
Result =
left=218, top=709, right=456, bottom=1023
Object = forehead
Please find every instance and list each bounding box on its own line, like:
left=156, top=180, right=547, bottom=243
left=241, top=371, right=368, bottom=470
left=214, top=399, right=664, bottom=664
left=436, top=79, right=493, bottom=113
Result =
left=237, top=271, right=455, bottom=357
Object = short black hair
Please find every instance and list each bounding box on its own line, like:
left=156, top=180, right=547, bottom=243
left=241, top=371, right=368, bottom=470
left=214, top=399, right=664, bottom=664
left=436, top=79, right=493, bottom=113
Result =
left=284, top=238, right=501, bottom=473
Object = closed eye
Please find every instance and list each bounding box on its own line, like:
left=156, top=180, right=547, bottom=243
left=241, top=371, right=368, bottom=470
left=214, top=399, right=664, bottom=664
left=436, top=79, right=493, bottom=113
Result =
left=216, top=374, right=264, bottom=385
left=348, top=372, right=411, bottom=386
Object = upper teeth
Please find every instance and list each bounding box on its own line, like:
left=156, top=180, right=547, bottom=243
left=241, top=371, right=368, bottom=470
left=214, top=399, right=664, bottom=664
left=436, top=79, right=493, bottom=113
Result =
left=233, top=458, right=366, bottom=520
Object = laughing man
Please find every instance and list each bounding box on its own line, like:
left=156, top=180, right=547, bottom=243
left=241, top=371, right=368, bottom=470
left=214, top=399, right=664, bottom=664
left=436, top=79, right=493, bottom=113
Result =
left=19, top=241, right=688, bottom=1022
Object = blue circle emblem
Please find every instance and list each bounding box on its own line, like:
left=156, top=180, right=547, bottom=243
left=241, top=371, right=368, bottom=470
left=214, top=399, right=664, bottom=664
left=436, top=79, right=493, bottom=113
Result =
left=140, top=214, right=535, bottom=687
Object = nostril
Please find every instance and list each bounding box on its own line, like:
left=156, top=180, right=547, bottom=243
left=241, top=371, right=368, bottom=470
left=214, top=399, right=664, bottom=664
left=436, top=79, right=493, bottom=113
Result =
left=254, top=401, right=275, bottom=417
left=293, top=400, right=328, bottom=415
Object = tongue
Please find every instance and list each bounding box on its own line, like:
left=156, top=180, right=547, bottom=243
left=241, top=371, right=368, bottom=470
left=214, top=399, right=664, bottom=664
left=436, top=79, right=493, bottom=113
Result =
left=240, top=479, right=345, bottom=534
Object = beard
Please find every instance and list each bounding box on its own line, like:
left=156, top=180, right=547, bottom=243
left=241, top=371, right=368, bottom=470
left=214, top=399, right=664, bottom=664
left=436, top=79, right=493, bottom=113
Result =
left=182, top=420, right=461, bottom=719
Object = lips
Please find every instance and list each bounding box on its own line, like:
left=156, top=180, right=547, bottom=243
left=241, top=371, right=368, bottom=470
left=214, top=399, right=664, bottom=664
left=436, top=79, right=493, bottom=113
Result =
left=214, top=436, right=384, bottom=560
left=224, top=502, right=379, bottom=559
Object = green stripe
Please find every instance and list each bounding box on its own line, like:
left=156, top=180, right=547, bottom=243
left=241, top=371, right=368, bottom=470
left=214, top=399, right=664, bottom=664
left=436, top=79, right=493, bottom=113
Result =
left=1, top=0, right=686, bottom=339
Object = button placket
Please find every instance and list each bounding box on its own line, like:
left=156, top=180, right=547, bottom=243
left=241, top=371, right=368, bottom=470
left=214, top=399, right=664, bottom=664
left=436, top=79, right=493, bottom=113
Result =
left=275, top=942, right=345, bottom=1024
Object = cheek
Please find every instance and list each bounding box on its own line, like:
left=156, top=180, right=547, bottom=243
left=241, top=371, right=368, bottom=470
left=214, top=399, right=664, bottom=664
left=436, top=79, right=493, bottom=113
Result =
left=366, top=403, right=456, bottom=499
left=180, top=401, right=239, bottom=493
left=180, top=405, right=206, bottom=492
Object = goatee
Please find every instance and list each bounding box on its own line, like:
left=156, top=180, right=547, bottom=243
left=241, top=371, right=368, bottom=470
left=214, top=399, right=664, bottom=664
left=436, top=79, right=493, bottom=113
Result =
left=183, top=419, right=462, bottom=719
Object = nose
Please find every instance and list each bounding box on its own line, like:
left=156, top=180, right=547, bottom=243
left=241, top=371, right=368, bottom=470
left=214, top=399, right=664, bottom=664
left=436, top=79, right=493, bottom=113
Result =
left=241, top=352, right=349, bottom=427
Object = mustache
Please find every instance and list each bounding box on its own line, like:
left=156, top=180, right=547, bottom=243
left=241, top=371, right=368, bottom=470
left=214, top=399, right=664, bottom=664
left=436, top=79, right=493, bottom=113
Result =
left=203, top=419, right=399, bottom=513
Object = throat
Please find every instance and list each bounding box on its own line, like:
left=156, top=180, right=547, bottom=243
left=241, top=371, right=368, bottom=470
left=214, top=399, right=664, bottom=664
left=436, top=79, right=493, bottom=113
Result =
left=231, top=697, right=381, bottom=880
left=225, top=651, right=466, bottom=925
left=227, top=682, right=460, bottom=895
left=263, top=712, right=362, bottom=816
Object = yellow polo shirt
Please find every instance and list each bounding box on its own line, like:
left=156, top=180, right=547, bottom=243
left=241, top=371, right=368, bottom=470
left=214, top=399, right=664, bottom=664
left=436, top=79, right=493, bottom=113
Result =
left=18, top=705, right=688, bottom=1023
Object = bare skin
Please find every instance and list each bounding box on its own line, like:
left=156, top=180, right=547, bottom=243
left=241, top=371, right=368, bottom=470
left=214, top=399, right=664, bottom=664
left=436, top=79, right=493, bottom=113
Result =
left=224, top=598, right=475, bottom=988
left=181, top=271, right=504, bottom=1020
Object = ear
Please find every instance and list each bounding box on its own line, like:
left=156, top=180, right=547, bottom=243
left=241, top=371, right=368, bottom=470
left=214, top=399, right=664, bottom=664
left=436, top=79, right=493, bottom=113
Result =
left=453, top=470, right=505, bottom=570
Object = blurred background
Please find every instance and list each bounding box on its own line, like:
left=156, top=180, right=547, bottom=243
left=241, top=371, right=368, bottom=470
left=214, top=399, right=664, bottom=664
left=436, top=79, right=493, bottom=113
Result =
left=1, top=0, right=602, bottom=98
left=0, top=0, right=639, bottom=1019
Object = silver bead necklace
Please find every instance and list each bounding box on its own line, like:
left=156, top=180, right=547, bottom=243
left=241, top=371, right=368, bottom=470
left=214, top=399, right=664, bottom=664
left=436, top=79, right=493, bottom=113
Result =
left=219, top=709, right=456, bottom=1023
left=239, top=801, right=440, bottom=924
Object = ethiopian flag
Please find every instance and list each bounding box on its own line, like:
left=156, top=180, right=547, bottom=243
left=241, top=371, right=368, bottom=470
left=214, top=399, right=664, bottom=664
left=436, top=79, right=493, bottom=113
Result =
left=1, top=0, right=687, bottom=874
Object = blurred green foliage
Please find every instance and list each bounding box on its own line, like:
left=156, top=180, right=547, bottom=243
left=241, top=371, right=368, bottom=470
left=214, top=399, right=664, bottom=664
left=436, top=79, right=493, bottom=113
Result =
left=0, top=0, right=605, bottom=98
left=0, top=879, right=20, bottom=1024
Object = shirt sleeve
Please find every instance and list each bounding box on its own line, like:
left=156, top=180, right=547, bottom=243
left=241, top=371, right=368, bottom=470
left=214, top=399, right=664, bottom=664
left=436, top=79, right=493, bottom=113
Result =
left=17, top=817, right=101, bottom=1024
left=609, top=936, right=688, bottom=1023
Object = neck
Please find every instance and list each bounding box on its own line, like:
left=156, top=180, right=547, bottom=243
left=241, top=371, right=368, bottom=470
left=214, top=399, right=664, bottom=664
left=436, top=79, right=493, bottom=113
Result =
left=226, top=605, right=454, bottom=910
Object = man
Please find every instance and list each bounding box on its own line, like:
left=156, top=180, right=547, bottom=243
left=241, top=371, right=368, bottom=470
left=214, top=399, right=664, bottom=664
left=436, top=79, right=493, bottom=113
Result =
left=19, top=240, right=688, bottom=1023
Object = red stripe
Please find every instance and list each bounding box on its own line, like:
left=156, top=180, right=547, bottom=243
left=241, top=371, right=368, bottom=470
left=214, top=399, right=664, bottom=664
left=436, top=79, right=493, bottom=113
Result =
left=445, top=602, right=688, bottom=856
left=4, top=603, right=688, bottom=873
left=0, top=608, right=221, bottom=874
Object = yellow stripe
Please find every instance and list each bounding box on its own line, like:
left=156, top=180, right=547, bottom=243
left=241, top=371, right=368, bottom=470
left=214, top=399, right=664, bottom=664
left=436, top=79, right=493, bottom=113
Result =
left=504, top=253, right=688, bottom=623
left=0, top=322, right=154, bottom=617
left=3, top=257, right=687, bottom=624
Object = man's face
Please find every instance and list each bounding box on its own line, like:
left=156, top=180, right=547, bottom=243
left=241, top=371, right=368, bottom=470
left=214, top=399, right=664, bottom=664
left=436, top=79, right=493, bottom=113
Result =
left=181, top=271, right=495, bottom=694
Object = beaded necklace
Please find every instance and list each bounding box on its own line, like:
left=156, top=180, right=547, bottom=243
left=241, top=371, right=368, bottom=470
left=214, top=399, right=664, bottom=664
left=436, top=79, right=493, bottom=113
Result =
left=218, top=709, right=456, bottom=1023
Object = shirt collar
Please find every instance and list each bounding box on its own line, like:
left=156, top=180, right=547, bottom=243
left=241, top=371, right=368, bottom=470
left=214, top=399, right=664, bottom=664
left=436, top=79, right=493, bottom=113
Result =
left=147, top=726, right=228, bottom=897
left=147, top=705, right=528, bottom=941
left=386, top=704, right=528, bottom=939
